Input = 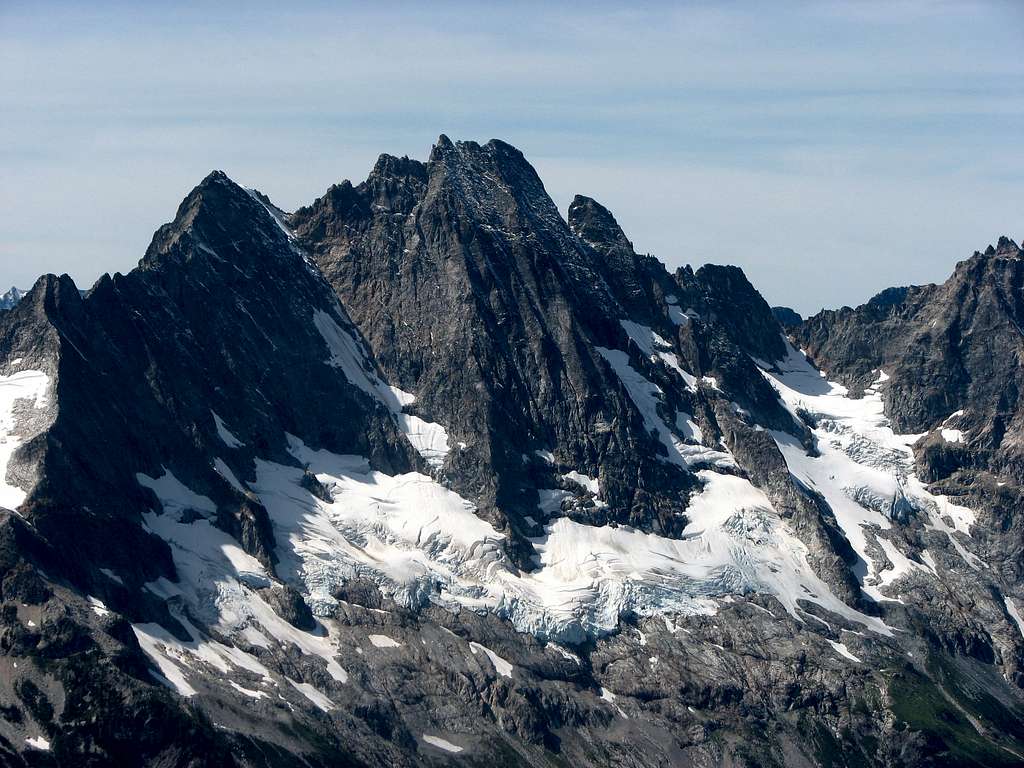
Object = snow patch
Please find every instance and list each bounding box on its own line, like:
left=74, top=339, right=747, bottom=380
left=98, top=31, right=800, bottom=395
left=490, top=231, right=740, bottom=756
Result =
left=211, top=411, right=243, bottom=448
left=131, top=623, right=198, bottom=697
left=675, top=412, right=703, bottom=443
left=368, top=634, right=402, bottom=648
left=619, top=320, right=697, bottom=390
left=230, top=681, right=268, bottom=699
left=214, top=458, right=247, bottom=494
left=600, top=686, right=628, bottom=718
left=88, top=596, right=109, bottom=616
left=597, top=347, right=733, bottom=470
left=288, top=678, right=334, bottom=712
left=667, top=306, right=689, bottom=326
left=422, top=734, right=464, bottom=753
left=1005, top=596, right=1024, bottom=640
left=537, top=488, right=573, bottom=515
left=0, top=369, right=51, bottom=510
left=940, top=428, right=965, bottom=444
left=826, top=639, right=861, bottom=662
left=562, top=470, right=600, bottom=496
left=469, top=641, right=513, bottom=678
left=919, top=550, right=938, bottom=575
left=664, top=295, right=695, bottom=326
left=549, top=643, right=582, bottom=665
left=396, top=413, right=450, bottom=469
left=137, top=469, right=216, bottom=517
left=99, top=567, right=124, bottom=585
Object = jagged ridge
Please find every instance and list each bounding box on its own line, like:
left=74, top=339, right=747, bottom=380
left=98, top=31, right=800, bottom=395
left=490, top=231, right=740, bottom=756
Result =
left=1, top=140, right=1023, bottom=768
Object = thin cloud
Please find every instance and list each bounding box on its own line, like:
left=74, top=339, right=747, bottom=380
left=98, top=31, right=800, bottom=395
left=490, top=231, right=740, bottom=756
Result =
left=0, top=0, right=1020, bottom=311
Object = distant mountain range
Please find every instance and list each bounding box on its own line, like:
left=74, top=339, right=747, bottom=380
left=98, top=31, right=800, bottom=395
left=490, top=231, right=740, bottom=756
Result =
left=1, top=137, right=1022, bottom=768
left=0, top=287, right=26, bottom=311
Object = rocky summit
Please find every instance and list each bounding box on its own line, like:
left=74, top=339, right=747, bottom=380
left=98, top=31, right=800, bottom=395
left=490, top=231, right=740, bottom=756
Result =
left=1, top=137, right=1023, bottom=768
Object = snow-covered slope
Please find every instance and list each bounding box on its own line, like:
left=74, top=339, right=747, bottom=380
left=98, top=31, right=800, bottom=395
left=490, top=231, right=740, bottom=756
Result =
left=760, top=344, right=983, bottom=594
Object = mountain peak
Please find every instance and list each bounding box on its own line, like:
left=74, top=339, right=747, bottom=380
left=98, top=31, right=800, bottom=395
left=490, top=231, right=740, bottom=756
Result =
left=0, top=273, right=85, bottom=334
left=771, top=306, right=803, bottom=328
left=567, top=195, right=632, bottom=251
left=199, top=168, right=233, bottom=186
left=369, top=153, right=427, bottom=182
left=160, top=169, right=253, bottom=231
left=0, top=286, right=26, bottom=310
left=427, top=136, right=537, bottom=179
left=996, top=235, right=1020, bottom=255
left=690, top=263, right=788, bottom=360
left=865, top=284, right=911, bottom=309
left=141, top=170, right=288, bottom=271
left=27, top=272, right=80, bottom=306
left=429, top=133, right=457, bottom=161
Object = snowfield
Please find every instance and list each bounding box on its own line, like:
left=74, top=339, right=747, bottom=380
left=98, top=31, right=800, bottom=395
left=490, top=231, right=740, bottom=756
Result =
left=253, top=435, right=889, bottom=642
left=128, top=334, right=966, bottom=702
left=758, top=340, right=982, bottom=600
left=133, top=467, right=347, bottom=701
left=135, top=433, right=892, bottom=698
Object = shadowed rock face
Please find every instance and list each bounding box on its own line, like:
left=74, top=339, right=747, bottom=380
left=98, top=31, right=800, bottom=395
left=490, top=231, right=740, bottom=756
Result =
left=11, top=172, right=414, bottom=579
left=772, top=306, right=803, bottom=329
left=0, top=172, right=425, bottom=766
left=2, top=140, right=1024, bottom=768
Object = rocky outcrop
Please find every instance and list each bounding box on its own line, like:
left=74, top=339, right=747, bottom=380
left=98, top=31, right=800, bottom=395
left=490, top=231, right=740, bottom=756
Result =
left=771, top=306, right=802, bottom=328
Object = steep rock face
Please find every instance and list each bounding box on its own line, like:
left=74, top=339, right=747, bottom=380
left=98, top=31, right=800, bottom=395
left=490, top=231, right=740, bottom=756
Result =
left=680, top=264, right=788, bottom=364
left=565, top=197, right=794, bottom=430
left=294, top=138, right=752, bottom=548
left=566, top=194, right=677, bottom=327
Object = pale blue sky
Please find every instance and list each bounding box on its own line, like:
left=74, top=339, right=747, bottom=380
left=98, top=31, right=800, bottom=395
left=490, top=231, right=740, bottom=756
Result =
left=2, top=1, right=1021, bottom=314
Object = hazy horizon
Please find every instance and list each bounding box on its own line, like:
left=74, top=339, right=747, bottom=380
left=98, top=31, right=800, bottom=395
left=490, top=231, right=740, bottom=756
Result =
left=3, top=0, right=1022, bottom=316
